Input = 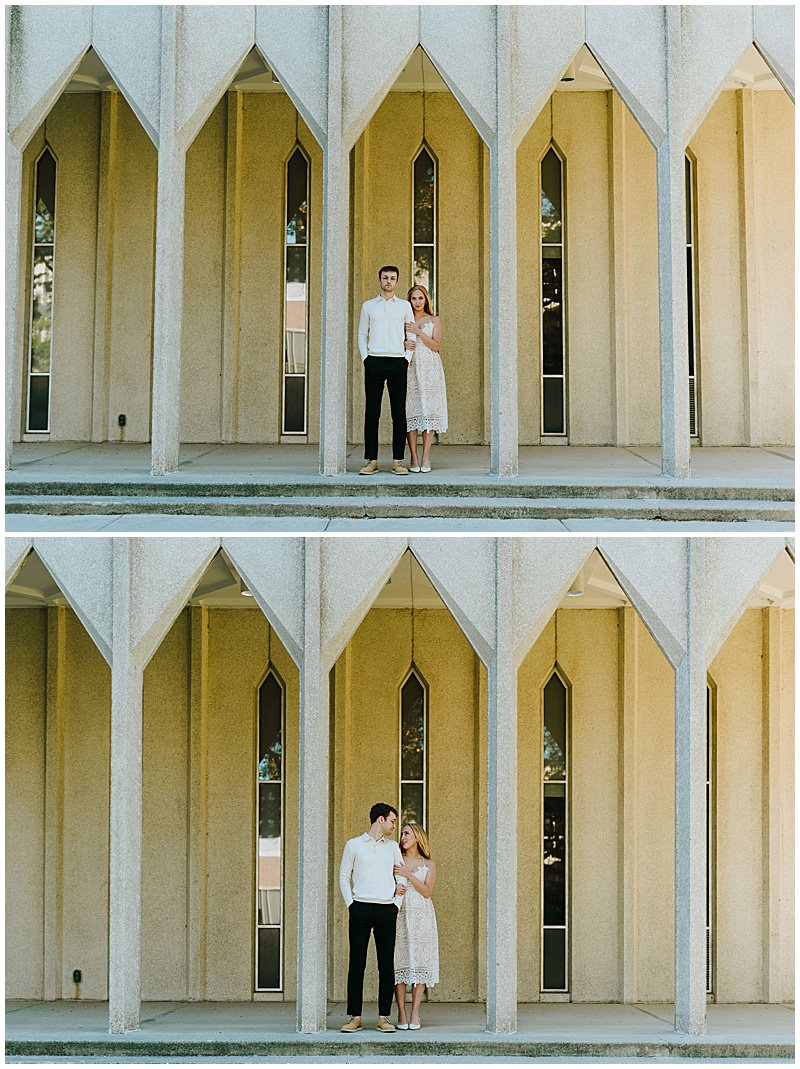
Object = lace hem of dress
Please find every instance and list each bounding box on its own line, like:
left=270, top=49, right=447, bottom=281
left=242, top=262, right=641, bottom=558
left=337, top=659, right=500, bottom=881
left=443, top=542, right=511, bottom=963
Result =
left=394, top=969, right=438, bottom=987
left=406, top=417, right=448, bottom=433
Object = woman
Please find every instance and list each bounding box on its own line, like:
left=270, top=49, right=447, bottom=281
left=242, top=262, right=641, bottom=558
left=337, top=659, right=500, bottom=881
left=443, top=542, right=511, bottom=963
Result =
left=404, top=286, right=448, bottom=472
left=393, top=822, right=439, bottom=1029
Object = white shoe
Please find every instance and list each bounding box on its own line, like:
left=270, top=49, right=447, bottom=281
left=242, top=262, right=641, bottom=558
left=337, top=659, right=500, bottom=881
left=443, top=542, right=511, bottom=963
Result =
left=409, top=1020, right=421, bottom=1030
left=410, top=465, right=421, bottom=473
left=420, top=465, right=431, bottom=473
left=397, top=1021, right=409, bottom=1030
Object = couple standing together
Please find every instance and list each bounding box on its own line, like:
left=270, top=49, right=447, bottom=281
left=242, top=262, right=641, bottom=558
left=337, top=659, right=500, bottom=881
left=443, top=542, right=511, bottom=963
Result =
left=339, top=803, right=439, bottom=1032
left=358, top=266, right=449, bottom=475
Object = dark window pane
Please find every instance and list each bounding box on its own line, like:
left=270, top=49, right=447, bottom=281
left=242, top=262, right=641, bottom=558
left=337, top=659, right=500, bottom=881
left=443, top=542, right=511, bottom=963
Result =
left=30, top=249, right=53, bottom=373
left=259, top=782, right=281, bottom=840
left=283, top=375, right=305, bottom=433
left=541, top=148, right=562, bottom=243
left=543, top=792, right=566, bottom=924
left=286, top=245, right=306, bottom=285
left=543, top=675, right=567, bottom=780
left=413, top=246, right=434, bottom=303
left=686, top=247, right=695, bottom=375
left=286, top=149, right=308, bottom=245
left=401, top=782, right=424, bottom=827
left=257, top=927, right=281, bottom=989
left=35, top=149, right=56, bottom=243
left=685, top=156, right=692, bottom=245
left=542, top=255, right=563, bottom=375
left=543, top=928, right=566, bottom=990
left=27, top=375, right=49, bottom=432
left=401, top=674, right=425, bottom=781
left=543, top=378, right=564, bottom=435
left=258, top=675, right=282, bottom=780
left=258, top=825, right=282, bottom=924
left=413, top=149, right=435, bottom=244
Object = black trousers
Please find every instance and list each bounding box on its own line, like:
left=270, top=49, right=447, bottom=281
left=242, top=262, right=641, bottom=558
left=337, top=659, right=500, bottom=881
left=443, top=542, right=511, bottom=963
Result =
left=346, top=901, right=398, bottom=1017
left=363, top=356, right=408, bottom=461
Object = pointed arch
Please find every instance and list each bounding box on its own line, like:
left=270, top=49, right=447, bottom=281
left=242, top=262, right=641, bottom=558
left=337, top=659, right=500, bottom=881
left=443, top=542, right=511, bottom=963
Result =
left=539, top=140, right=567, bottom=438
left=255, top=663, right=286, bottom=993
left=540, top=663, right=570, bottom=994
left=398, top=665, right=429, bottom=828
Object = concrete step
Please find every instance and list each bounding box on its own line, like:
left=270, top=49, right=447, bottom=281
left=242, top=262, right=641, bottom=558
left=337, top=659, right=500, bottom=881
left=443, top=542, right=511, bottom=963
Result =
left=5, top=493, right=795, bottom=523
left=5, top=1034, right=793, bottom=1059
left=6, top=476, right=794, bottom=502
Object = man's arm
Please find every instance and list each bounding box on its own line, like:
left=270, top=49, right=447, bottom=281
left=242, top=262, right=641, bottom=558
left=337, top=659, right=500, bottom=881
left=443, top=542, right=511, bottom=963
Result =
left=404, top=301, right=415, bottom=324
left=339, top=839, right=355, bottom=907
left=357, top=302, right=370, bottom=362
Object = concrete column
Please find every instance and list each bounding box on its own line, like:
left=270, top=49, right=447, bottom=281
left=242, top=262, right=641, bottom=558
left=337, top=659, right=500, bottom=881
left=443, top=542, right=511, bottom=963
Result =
left=91, top=91, right=119, bottom=443
left=319, top=6, right=349, bottom=476
left=737, top=90, right=762, bottom=447
left=656, top=7, right=690, bottom=479
left=108, top=540, right=144, bottom=1033
left=296, top=540, right=329, bottom=1031
left=673, top=538, right=706, bottom=1035
left=6, top=137, right=24, bottom=469
left=486, top=538, right=517, bottom=1032
left=488, top=6, right=518, bottom=477
left=151, top=8, right=186, bottom=476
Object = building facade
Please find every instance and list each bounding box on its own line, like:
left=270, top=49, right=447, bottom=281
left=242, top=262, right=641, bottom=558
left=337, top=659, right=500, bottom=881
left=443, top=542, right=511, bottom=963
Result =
left=5, top=5, right=795, bottom=480
left=5, top=535, right=795, bottom=1036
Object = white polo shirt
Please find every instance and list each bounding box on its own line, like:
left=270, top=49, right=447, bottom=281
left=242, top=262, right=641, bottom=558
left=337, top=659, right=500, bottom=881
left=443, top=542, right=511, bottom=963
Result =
left=358, top=294, right=415, bottom=362
left=339, top=832, right=403, bottom=907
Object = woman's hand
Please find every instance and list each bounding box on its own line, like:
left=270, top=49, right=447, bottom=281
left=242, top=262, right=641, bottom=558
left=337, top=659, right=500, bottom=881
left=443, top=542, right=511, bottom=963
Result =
left=394, top=862, right=413, bottom=878
left=404, top=338, right=416, bottom=350
left=405, top=321, right=421, bottom=335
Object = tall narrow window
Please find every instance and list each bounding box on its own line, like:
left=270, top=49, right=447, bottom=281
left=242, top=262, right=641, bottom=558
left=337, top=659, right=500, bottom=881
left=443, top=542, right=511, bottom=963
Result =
left=686, top=156, right=699, bottom=438
left=412, top=146, right=436, bottom=309
left=706, top=685, right=714, bottom=994
left=256, top=671, right=283, bottom=991
left=399, top=670, right=426, bottom=826
left=28, top=148, right=56, bottom=433
left=542, top=671, right=568, bottom=992
left=541, top=147, right=565, bottom=436
left=282, top=147, right=309, bottom=435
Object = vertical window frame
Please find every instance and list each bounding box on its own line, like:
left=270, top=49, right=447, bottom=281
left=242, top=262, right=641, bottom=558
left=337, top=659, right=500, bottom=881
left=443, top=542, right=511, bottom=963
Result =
left=398, top=666, right=428, bottom=829
left=540, top=665, right=570, bottom=994
left=281, top=142, right=310, bottom=437
left=686, top=152, right=701, bottom=439
left=706, top=679, right=715, bottom=997
left=411, top=142, right=438, bottom=312
left=254, top=665, right=285, bottom=993
left=539, top=143, right=567, bottom=439
left=27, top=144, right=58, bottom=435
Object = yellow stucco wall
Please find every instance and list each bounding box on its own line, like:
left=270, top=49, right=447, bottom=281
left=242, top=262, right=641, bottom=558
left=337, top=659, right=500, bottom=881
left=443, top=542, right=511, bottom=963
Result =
left=350, top=93, right=485, bottom=446
left=5, top=605, right=794, bottom=1004
left=17, top=88, right=793, bottom=447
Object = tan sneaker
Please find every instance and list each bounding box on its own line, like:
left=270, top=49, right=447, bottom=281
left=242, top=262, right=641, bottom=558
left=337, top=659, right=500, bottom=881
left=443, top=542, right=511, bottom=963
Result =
left=359, top=460, right=379, bottom=475
left=376, top=1016, right=397, bottom=1032
left=340, top=1015, right=363, bottom=1032
left=391, top=461, right=409, bottom=476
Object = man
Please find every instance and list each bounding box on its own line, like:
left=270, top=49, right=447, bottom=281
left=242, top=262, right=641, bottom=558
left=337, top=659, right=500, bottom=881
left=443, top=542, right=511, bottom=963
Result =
left=339, top=802, right=405, bottom=1032
left=357, top=266, right=415, bottom=475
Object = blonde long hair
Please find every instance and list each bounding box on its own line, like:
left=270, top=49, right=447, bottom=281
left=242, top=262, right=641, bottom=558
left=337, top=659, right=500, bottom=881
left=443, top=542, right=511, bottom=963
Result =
left=401, top=821, right=431, bottom=859
left=407, top=285, right=435, bottom=317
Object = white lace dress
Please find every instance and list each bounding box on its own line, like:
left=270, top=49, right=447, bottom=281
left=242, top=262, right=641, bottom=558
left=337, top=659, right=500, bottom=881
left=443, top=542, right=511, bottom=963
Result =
left=406, top=319, right=448, bottom=434
left=394, top=863, right=439, bottom=987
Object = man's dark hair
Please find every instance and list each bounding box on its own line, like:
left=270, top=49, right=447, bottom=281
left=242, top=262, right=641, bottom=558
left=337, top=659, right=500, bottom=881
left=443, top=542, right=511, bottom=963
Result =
left=370, top=802, right=398, bottom=824
left=378, top=265, right=400, bottom=279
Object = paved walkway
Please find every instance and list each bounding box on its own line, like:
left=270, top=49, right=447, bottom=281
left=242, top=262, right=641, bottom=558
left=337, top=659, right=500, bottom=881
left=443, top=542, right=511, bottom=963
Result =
left=6, top=443, right=794, bottom=530
left=7, top=441, right=794, bottom=485
left=5, top=1000, right=793, bottom=1059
